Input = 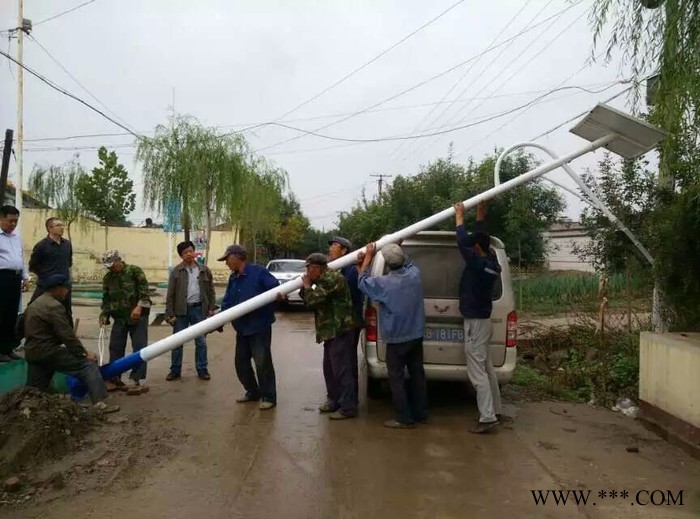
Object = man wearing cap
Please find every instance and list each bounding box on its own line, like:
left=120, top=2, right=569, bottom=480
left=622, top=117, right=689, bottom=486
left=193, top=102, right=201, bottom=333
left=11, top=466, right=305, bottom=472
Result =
left=301, top=253, right=357, bottom=420
left=164, top=240, right=216, bottom=381
left=327, top=236, right=364, bottom=397
left=358, top=243, right=428, bottom=429
left=454, top=201, right=503, bottom=434
left=99, top=250, right=151, bottom=392
left=219, top=244, right=280, bottom=410
left=24, top=274, right=119, bottom=413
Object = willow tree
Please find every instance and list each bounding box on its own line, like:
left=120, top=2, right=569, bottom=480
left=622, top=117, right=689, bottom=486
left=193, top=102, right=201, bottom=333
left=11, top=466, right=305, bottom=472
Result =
left=591, top=0, right=700, bottom=329
left=137, top=115, right=248, bottom=263
left=231, top=160, right=287, bottom=263
left=28, top=156, right=86, bottom=241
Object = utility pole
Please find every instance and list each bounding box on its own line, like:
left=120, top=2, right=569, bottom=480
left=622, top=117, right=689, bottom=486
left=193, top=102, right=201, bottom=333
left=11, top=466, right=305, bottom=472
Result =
left=15, top=0, right=31, bottom=231
left=0, top=130, right=14, bottom=204
left=370, top=173, right=392, bottom=198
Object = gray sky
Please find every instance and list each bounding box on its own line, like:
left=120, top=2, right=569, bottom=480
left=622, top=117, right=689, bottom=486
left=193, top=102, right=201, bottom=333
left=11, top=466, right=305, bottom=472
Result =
left=1, top=0, right=637, bottom=230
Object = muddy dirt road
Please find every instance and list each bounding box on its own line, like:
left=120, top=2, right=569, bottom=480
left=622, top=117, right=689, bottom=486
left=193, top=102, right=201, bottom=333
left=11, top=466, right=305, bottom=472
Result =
left=6, top=308, right=700, bottom=518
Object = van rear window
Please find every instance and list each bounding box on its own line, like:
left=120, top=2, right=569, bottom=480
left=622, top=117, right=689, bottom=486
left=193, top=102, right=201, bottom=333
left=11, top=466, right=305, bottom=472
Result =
left=401, top=246, right=503, bottom=301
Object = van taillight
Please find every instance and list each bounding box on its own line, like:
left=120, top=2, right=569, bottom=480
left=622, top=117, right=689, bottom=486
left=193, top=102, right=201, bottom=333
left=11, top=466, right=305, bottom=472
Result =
left=365, top=307, right=377, bottom=342
left=506, top=311, right=517, bottom=348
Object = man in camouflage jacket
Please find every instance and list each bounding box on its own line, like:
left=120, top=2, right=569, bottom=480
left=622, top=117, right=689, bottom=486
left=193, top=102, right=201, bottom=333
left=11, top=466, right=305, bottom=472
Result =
left=300, top=253, right=357, bottom=420
left=99, top=250, right=151, bottom=391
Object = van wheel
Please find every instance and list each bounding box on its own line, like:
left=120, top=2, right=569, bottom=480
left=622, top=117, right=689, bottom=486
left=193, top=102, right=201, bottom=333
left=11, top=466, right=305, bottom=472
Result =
left=366, top=377, right=383, bottom=399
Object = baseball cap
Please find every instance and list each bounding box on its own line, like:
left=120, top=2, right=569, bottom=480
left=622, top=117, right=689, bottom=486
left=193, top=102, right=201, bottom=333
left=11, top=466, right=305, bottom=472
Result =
left=382, top=244, right=406, bottom=269
left=328, top=236, right=352, bottom=251
left=101, top=249, right=121, bottom=268
left=39, top=274, right=71, bottom=290
left=305, top=253, right=328, bottom=267
left=217, top=244, right=247, bottom=261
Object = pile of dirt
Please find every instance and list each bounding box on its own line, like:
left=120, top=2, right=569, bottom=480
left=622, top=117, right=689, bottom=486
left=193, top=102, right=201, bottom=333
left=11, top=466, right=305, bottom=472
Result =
left=0, top=388, right=97, bottom=480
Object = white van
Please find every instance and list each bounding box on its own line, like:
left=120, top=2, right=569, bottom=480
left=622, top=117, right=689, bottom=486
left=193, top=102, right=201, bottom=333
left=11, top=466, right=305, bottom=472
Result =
left=362, top=231, right=517, bottom=398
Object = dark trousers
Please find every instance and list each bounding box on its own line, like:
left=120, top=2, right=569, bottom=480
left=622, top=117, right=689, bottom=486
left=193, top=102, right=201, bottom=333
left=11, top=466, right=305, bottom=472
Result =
left=323, top=330, right=358, bottom=416
left=0, top=270, right=22, bottom=355
left=350, top=327, right=361, bottom=403
left=386, top=338, right=428, bottom=424
left=109, top=316, right=148, bottom=381
left=235, top=327, right=276, bottom=404
left=31, top=287, right=73, bottom=326
left=170, top=304, right=208, bottom=375
left=27, top=349, right=108, bottom=404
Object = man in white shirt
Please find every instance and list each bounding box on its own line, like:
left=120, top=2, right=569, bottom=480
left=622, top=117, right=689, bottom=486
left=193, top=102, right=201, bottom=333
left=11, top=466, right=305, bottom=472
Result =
left=0, top=205, right=29, bottom=362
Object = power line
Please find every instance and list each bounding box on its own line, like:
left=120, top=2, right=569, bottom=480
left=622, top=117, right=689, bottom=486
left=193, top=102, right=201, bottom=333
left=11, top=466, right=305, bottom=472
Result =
left=20, top=83, right=624, bottom=153
left=273, top=0, right=466, bottom=122
left=27, top=33, right=137, bottom=134
left=389, top=0, right=540, bottom=161
left=252, top=2, right=588, bottom=154
left=33, top=0, right=99, bottom=27
left=0, top=47, right=142, bottom=138
left=21, top=82, right=614, bottom=144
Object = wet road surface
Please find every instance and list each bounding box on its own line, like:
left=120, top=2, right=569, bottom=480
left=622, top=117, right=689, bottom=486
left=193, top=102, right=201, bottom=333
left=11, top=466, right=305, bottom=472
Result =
left=9, top=310, right=700, bottom=519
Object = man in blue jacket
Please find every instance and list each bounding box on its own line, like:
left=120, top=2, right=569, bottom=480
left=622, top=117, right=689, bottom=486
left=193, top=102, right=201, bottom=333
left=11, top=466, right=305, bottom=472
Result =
left=454, top=201, right=503, bottom=434
left=219, top=244, right=280, bottom=410
left=358, top=242, right=427, bottom=429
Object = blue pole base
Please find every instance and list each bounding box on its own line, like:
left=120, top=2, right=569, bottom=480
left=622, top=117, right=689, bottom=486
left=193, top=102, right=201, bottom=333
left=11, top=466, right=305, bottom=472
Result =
left=67, top=352, right=145, bottom=400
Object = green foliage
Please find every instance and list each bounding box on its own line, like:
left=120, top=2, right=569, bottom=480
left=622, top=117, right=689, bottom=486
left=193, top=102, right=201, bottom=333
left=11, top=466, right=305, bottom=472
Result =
left=591, top=1, right=700, bottom=330
left=337, top=152, right=564, bottom=266
left=573, top=154, right=656, bottom=273
left=75, top=147, right=135, bottom=226
left=28, top=156, right=86, bottom=240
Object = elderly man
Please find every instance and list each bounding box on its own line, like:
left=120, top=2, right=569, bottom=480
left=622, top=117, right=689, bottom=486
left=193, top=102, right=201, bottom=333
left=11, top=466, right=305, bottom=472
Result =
left=29, top=217, right=73, bottom=325
left=327, top=236, right=364, bottom=395
left=220, top=244, right=280, bottom=410
left=99, top=250, right=151, bottom=393
left=454, top=201, right=503, bottom=434
left=165, top=240, right=216, bottom=381
left=301, top=253, right=357, bottom=420
left=24, top=274, right=119, bottom=413
left=358, top=243, right=427, bottom=429
left=0, top=205, right=28, bottom=363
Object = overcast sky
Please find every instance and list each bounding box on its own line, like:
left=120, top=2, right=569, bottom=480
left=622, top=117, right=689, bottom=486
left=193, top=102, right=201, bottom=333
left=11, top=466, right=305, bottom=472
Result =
left=1, top=0, right=639, bottom=230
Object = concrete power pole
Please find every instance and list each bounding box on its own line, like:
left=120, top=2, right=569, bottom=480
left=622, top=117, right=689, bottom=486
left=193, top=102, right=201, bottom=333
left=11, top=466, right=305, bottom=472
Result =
left=370, top=173, right=392, bottom=198
left=15, top=0, right=31, bottom=231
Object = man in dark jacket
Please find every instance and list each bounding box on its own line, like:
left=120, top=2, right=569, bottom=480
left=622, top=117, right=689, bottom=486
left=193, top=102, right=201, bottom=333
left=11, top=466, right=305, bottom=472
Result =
left=454, top=201, right=503, bottom=434
left=301, top=253, right=357, bottom=420
left=327, top=236, right=363, bottom=401
left=24, top=274, right=119, bottom=413
left=220, top=244, right=280, bottom=410
left=29, top=217, right=73, bottom=324
left=165, top=240, right=216, bottom=381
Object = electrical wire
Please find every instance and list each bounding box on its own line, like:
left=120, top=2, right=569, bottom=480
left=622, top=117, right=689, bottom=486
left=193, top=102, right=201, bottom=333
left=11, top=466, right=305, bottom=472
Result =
left=0, top=47, right=142, bottom=138
left=252, top=2, right=589, bottom=154
left=27, top=33, right=138, bottom=134
left=273, top=0, right=466, bottom=122
left=33, top=0, right=99, bottom=27
left=389, top=0, right=542, bottom=161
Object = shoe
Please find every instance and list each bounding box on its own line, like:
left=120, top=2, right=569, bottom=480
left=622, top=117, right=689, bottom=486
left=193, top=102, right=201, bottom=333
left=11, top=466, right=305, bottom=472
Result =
left=469, top=420, right=499, bottom=434
left=105, top=380, right=120, bottom=392
left=198, top=371, right=211, bottom=381
left=384, top=419, right=415, bottom=429
left=259, top=401, right=276, bottom=410
left=318, top=402, right=339, bottom=414
left=93, top=401, right=120, bottom=414
left=236, top=395, right=259, bottom=403
left=0, top=354, right=12, bottom=363
left=329, top=411, right=356, bottom=420
left=166, top=373, right=181, bottom=381
left=7, top=352, right=21, bottom=360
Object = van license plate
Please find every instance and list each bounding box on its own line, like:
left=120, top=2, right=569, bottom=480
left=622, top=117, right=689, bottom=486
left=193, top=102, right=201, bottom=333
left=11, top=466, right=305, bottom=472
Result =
left=425, top=327, right=464, bottom=342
